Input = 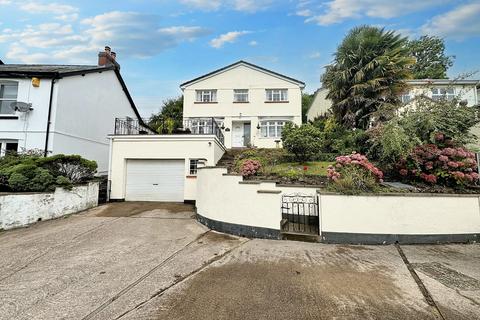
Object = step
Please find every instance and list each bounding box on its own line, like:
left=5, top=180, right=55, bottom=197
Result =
left=280, top=231, right=320, bottom=243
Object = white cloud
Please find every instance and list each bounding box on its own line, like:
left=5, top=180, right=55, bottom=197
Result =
left=295, top=9, right=313, bottom=17
left=0, top=0, right=12, bottom=4
left=0, top=11, right=210, bottom=64
left=181, top=0, right=272, bottom=12
left=308, top=51, right=321, bottom=59
left=20, top=1, right=78, bottom=14
left=249, top=40, right=258, bottom=46
left=210, top=30, right=250, bottom=48
left=421, top=2, right=480, bottom=40
left=303, top=0, right=450, bottom=25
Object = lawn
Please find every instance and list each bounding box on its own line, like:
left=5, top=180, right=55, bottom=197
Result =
left=268, top=161, right=333, bottom=177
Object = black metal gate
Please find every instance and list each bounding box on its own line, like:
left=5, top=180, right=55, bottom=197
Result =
left=281, top=193, right=319, bottom=235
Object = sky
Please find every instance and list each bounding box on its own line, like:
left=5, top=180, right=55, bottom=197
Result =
left=0, top=0, right=479, bottom=116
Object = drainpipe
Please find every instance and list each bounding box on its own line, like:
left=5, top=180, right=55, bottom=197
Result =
left=44, top=77, right=56, bottom=157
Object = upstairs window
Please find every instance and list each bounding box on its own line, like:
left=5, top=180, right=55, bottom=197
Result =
left=431, top=87, right=455, bottom=101
left=0, top=81, right=18, bottom=114
left=233, top=89, right=249, bottom=102
left=266, top=89, right=288, bottom=102
left=196, top=90, right=217, bottom=103
left=260, top=120, right=288, bottom=138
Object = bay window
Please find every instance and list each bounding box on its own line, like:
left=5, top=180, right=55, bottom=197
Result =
left=260, top=120, right=288, bottom=138
left=195, top=90, right=217, bottom=103
left=0, top=81, right=18, bottom=114
left=266, top=89, right=288, bottom=102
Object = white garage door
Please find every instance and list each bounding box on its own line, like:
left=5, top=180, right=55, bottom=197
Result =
left=125, top=159, right=185, bottom=202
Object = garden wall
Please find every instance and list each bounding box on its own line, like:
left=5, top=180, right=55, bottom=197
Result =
left=0, top=182, right=99, bottom=230
left=196, top=167, right=480, bottom=244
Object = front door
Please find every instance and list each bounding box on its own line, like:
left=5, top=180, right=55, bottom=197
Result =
left=232, top=123, right=244, bottom=147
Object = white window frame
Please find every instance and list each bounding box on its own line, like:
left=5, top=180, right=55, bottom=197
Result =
left=266, top=89, right=288, bottom=102
left=0, top=81, right=18, bottom=115
left=400, top=92, right=412, bottom=104
left=233, top=89, right=249, bottom=103
left=0, top=140, right=18, bottom=157
left=431, top=87, right=455, bottom=101
left=189, top=159, right=199, bottom=175
left=195, top=90, right=217, bottom=103
left=190, top=119, right=211, bottom=134
left=260, top=120, right=288, bottom=138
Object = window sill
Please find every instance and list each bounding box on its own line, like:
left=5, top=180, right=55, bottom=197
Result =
left=0, top=115, right=19, bottom=119
left=194, top=101, right=218, bottom=104
left=233, top=101, right=249, bottom=104
left=264, top=101, right=289, bottom=103
left=186, top=175, right=197, bottom=179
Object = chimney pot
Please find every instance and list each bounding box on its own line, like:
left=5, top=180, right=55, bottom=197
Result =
left=111, top=52, right=116, bottom=60
left=105, top=46, right=111, bottom=54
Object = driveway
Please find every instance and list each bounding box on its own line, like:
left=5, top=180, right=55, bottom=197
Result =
left=0, top=202, right=478, bottom=320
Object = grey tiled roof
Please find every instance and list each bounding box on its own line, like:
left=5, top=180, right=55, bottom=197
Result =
left=0, top=64, right=111, bottom=75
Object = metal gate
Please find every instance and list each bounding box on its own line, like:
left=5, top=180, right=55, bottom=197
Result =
left=281, top=193, right=319, bottom=235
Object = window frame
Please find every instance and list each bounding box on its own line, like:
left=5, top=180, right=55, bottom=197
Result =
left=233, top=89, right=249, bottom=103
left=431, top=87, right=455, bottom=101
left=0, top=81, right=19, bottom=115
left=195, top=90, right=217, bottom=103
left=0, top=140, right=18, bottom=157
left=259, top=120, right=288, bottom=138
left=265, top=89, right=288, bottom=102
left=189, top=159, right=200, bottom=175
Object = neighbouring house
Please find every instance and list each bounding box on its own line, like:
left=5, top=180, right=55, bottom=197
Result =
left=107, top=61, right=305, bottom=203
left=0, top=46, right=144, bottom=174
left=307, top=79, right=480, bottom=122
left=181, top=60, right=305, bottom=148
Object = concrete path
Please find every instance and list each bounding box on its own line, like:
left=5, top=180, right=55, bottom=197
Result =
left=0, top=202, right=478, bottom=320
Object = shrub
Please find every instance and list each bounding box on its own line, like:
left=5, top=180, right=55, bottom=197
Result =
left=37, top=154, right=97, bottom=183
left=240, top=159, right=262, bottom=177
left=396, top=143, right=478, bottom=187
left=55, top=176, right=73, bottom=190
left=282, top=123, right=323, bottom=162
left=327, top=153, right=384, bottom=194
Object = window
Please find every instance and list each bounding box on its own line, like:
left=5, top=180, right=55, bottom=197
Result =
left=266, top=89, right=288, bottom=102
left=431, top=87, right=455, bottom=101
left=190, top=119, right=211, bottom=134
left=0, top=140, right=18, bottom=157
left=196, top=90, right=217, bottom=103
left=260, top=120, right=288, bottom=138
left=400, top=92, right=412, bottom=104
left=233, top=89, right=249, bottom=102
left=0, top=81, right=18, bottom=114
left=189, top=159, right=199, bottom=175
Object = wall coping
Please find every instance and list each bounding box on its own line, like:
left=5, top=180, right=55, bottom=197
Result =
left=0, top=182, right=99, bottom=197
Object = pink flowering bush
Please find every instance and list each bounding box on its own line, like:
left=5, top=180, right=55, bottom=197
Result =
left=240, top=159, right=262, bottom=177
left=396, top=143, right=478, bottom=187
left=327, top=153, right=384, bottom=194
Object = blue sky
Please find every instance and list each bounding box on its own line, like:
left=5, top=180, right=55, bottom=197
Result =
left=1, top=0, right=479, bottom=116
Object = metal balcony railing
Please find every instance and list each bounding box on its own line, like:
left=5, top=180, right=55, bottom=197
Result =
left=113, top=117, right=225, bottom=145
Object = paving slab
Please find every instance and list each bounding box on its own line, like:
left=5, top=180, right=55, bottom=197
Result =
left=402, top=244, right=480, bottom=320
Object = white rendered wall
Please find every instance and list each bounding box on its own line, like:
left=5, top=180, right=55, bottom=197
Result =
left=183, top=64, right=302, bottom=148
left=109, top=135, right=225, bottom=201
left=0, top=182, right=99, bottom=230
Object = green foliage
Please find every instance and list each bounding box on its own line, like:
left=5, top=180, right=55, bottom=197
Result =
left=407, top=35, right=455, bottom=79
left=148, top=96, right=183, bottom=133
left=301, top=93, right=314, bottom=123
left=281, top=123, right=323, bottom=162
left=0, top=153, right=96, bottom=192
left=327, top=165, right=379, bottom=195
left=322, top=25, right=415, bottom=129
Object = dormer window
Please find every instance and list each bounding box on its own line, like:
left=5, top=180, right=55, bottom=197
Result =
left=233, top=89, right=249, bottom=103
left=196, top=90, right=217, bottom=103
left=266, top=89, right=288, bottom=102
left=0, top=81, right=18, bottom=114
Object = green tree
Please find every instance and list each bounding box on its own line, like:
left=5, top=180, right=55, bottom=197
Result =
left=149, top=96, right=183, bottom=133
left=407, top=35, right=455, bottom=79
left=281, top=123, right=323, bottom=162
left=322, top=26, right=415, bottom=129
left=301, top=93, right=314, bottom=123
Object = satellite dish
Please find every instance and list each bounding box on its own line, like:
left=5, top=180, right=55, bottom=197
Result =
left=10, top=102, right=33, bottom=112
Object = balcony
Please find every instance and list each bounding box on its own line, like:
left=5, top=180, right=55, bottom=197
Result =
left=113, top=117, right=225, bottom=145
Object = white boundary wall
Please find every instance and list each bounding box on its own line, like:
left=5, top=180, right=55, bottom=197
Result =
left=0, top=182, right=99, bottom=230
left=196, top=168, right=480, bottom=243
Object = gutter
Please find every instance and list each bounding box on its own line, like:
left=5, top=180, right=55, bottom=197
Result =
left=44, top=76, right=58, bottom=157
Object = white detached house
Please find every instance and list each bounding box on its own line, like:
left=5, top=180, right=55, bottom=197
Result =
left=181, top=61, right=305, bottom=148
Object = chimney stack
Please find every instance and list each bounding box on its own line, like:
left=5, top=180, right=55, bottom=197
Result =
left=98, top=46, right=119, bottom=68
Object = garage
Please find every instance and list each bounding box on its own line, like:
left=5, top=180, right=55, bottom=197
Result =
left=125, top=159, right=185, bottom=202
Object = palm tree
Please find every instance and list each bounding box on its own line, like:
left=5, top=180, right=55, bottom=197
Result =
left=322, top=26, right=415, bottom=129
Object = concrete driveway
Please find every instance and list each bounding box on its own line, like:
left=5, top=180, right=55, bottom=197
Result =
left=0, top=202, right=479, bottom=320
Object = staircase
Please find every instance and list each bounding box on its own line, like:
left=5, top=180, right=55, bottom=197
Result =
left=217, top=149, right=245, bottom=171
